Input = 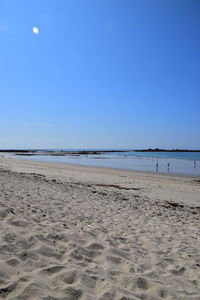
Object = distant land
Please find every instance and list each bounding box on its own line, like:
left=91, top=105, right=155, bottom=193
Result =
left=134, top=148, right=200, bottom=152
left=0, top=148, right=200, bottom=156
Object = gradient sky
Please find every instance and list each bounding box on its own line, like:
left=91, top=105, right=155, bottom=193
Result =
left=0, top=0, right=200, bottom=149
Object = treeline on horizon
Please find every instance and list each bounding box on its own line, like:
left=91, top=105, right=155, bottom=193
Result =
left=0, top=148, right=200, bottom=153
left=135, top=148, right=200, bottom=152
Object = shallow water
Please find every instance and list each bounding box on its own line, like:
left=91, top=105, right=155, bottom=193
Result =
left=12, top=151, right=200, bottom=177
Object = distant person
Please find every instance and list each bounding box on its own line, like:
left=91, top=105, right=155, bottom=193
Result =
left=156, top=163, right=158, bottom=172
left=167, top=163, right=170, bottom=172
left=194, top=160, right=196, bottom=169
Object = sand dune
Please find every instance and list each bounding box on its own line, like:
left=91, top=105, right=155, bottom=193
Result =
left=0, top=157, right=200, bottom=299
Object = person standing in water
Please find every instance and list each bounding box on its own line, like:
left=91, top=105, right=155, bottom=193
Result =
left=194, top=160, right=196, bottom=169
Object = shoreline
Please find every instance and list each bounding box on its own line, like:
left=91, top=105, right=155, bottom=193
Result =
left=1, top=156, right=200, bottom=208
left=1, top=155, right=199, bottom=180
left=3, top=154, right=200, bottom=179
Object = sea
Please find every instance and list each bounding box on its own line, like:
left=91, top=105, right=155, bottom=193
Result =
left=9, top=150, right=200, bottom=177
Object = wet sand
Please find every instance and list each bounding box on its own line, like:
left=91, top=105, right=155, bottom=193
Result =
left=0, top=157, right=200, bottom=299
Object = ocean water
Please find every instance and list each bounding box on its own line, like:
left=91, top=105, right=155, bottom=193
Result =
left=11, top=150, right=200, bottom=177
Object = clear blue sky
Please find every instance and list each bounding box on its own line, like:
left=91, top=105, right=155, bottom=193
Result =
left=0, top=0, right=200, bottom=149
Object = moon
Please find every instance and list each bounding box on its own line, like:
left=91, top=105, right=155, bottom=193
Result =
left=32, top=27, right=39, bottom=34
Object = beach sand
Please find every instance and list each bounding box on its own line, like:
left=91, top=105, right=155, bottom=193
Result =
left=0, top=157, right=200, bottom=299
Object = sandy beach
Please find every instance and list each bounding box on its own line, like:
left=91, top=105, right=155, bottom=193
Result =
left=0, top=157, right=200, bottom=300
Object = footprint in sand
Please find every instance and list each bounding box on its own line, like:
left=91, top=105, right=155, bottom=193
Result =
left=6, top=259, right=19, bottom=266
left=87, top=242, right=104, bottom=251
left=81, top=273, right=98, bottom=289
left=109, top=247, right=130, bottom=260
left=64, top=287, right=83, bottom=300
left=99, top=289, right=116, bottom=300
left=42, top=265, right=65, bottom=275
left=0, top=282, right=18, bottom=298
left=106, top=255, right=122, bottom=264
left=136, top=277, right=149, bottom=290
left=60, top=270, right=77, bottom=284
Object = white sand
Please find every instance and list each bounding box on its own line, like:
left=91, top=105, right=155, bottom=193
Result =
left=0, top=157, right=200, bottom=300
